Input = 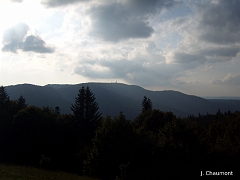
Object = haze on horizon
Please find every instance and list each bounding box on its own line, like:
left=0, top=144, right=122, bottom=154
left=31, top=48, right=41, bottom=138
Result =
left=0, top=0, right=240, bottom=97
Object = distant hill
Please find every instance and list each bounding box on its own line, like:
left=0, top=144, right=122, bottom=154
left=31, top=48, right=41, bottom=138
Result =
left=6, top=84, right=72, bottom=114
left=6, top=83, right=240, bottom=120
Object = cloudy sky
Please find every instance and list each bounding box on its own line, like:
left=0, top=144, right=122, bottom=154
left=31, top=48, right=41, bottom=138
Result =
left=0, top=0, right=240, bottom=97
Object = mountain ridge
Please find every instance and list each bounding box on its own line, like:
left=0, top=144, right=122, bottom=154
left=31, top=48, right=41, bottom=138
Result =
left=5, top=83, right=240, bottom=120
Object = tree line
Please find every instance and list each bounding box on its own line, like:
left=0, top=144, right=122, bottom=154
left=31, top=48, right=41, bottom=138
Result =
left=0, top=85, right=240, bottom=179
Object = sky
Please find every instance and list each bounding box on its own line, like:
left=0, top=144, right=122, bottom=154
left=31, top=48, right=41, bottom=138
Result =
left=0, top=0, right=240, bottom=97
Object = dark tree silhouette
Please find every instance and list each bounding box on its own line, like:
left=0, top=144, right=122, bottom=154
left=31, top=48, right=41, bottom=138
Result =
left=141, top=96, right=152, bottom=112
left=55, top=106, right=60, bottom=114
left=71, top=86, right=85, bottom=121
left=0, top=86, right=10, bottom=109
left=0, top=86, right=12, bottom=162
left=71, top=85, right=102, bottom=145
left=85, top=86, right=101, bottom=125
left=84, top=112, right=136, bottom=180
left=16, top=95, right=28, bottom=110
left=71, top=86, right=101, bottom=124
left=71, top=86, right=102, bottom=172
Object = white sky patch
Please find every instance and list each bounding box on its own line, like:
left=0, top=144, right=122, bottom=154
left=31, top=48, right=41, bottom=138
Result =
left=0, top=0, right=52, bottom=29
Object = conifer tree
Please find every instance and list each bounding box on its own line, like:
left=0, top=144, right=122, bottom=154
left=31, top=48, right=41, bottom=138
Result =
left=141, top=96, right=152, bottom=112
left=71, top=85, right=102, bottom=145
left=0, top=86, right=10, bottom=109
left=71, top=86, right=85, bottom=121
left=16, top=95, right=28, bottom=110
left=85, top=86, right=101, bottom=125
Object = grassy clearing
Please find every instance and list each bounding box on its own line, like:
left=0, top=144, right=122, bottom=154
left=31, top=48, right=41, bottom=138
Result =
left=0, top=163, right=97, bottom=180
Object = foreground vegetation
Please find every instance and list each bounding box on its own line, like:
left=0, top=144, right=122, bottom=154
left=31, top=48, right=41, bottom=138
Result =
left=1, top=86, right=240, bottom=179
left=0, top=163, right=97, bottom=180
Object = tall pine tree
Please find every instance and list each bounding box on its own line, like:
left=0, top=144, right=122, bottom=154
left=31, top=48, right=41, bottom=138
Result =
left=16, top=95, right=28, bottom=110
left=71, top=86, right=85, bottom=121
left=141, top=96, right=152, bottom=112
left=0, top=86, right=10, bottom=110
left=71, top=85, right=102, bottom=145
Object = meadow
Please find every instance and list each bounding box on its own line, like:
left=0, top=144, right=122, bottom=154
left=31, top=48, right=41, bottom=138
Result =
left=0, top=163, right=97, bottom=180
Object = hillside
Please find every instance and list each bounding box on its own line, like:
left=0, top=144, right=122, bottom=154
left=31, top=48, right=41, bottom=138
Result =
left=6, top=83, right=240, bottom=119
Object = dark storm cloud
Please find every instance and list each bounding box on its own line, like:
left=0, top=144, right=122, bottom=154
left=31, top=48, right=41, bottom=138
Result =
left=41, top=0, right=90, bottom=7
left=123, top=0, right=179, bottom=14
left=2, top=23, right=54, bottom=53
left=197, top=0, right=240, bottom=44
left=89, top=3, right=154, bottom=42
left=173, top=52, right=206, bottom=64
left=174, top=45, right=240, bottom=64
left=22, top=35, right=54, bottom=53
left=88, top=0, right=178, bottom=42
left=41, top=0, right=179, bottom=41
left=172, top=0, right=240, bottom=65
left=201, top=46, right=240, bottom=59
left=41, top=0, right=178, bottom=10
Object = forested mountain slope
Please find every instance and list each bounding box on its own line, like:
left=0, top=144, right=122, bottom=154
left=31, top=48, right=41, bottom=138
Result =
left=6, top=83, right=240, bottom=119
